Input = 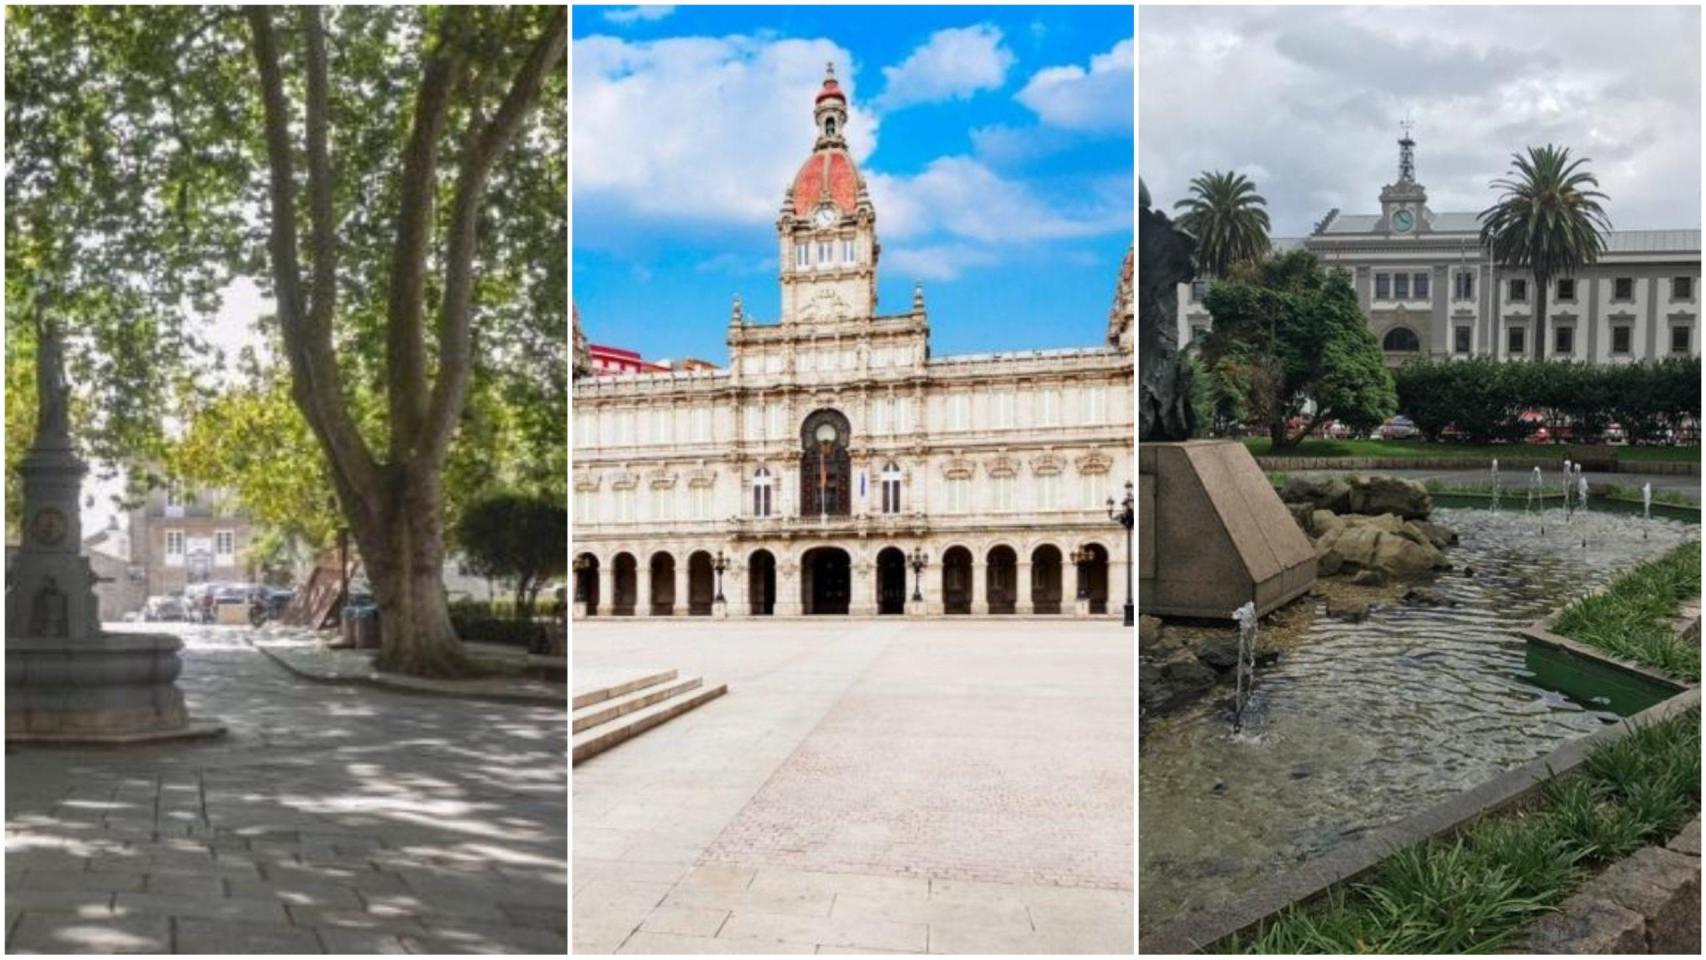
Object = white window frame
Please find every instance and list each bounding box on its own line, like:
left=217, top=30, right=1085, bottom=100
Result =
left=880, top=462, right=902, bottom=515
left=165, top=529, right=186, bottom=567
left=752, top=467, right=774, bottom=518
left=795, top=243, right=809, bottom=268
left=214, top=529, right=236, bottom=562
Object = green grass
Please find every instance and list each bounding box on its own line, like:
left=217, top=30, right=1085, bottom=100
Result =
left=1245, top=438, right=1700, bottom=463
left=1229, top=711, right=1701, bottom=954
left=1551, top=541, right=1701, bottom=682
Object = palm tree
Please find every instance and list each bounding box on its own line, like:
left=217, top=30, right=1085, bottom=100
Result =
left=1478, top=145, right=1612, bottom=361
left=1172, top=171, right=1271, bottom=279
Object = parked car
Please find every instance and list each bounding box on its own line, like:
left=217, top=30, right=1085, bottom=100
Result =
left=143, top=593, right=188, bottom=622
left=1379, top=415, right=1420, bottom=440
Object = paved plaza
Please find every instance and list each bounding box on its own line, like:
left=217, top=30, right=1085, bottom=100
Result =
left=5, top=625, right=567, bottom=954
left=573, top=619, right=1134, bottom=954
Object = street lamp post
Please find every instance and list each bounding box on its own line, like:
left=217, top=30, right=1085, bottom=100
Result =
left=713, top=550, right=727, bottom=604
left=571, top=555, right=589, bottom=604
left=908, top=547, right=928, bottom=605
left=1107, top=481, right=1135, bottom=628
left=1069, top=547, right=1091, bottom=601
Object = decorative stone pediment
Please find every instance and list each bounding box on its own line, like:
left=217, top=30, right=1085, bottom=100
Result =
left=687, top=468, right=716, bottom=489
left=1032, top=453, right=1064, bottom=477
left=610, top=470, right=640, bottom=491
left=1076, top=451, right=1113, bottom=475
left=647, top=469, right=677, bottom=490
left=943, top=455, right=974, bottom=480
left=574, top=474, right=602, bottom=492
left=987, top=454, right=1017, bottom=479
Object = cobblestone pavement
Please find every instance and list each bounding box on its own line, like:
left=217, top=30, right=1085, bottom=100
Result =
left=6, top=625, right=567, bottom=954
left=573, top=619, right=1133, bottom=954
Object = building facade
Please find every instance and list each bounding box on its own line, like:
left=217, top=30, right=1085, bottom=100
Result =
left=572, top=66, right=1135, bottom=618
left=128, top=482, right=253, bottom=598
left=1177, top=134, right=1703, bottom=366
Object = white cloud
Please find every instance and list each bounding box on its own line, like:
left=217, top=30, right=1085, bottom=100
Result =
left=1139, top=6, right=1700, bottom=234
left=868, top=157, right=1129, bottom=243
left=1016, top=38, right=1133, bottom=132
left=573, top=34, right=876, bottom=224
left=603, top=6, right=675, bottom=26
left=885, top=243, right=1002, bottom=281
left=874, top=25, right=1014, bottom=112
left=575, top=34, right=1129, bottom=258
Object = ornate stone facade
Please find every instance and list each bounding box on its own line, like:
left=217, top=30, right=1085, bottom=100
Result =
left=572, top=66, right=1134, bottom=619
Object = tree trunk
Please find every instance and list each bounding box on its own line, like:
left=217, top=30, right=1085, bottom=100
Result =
left=358, top=468, right=470, bottom=678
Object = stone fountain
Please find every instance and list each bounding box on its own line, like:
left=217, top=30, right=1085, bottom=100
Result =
left=6, top=320, right=223, bottom=743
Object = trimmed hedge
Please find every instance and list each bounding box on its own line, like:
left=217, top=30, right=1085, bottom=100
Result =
left=450, top=614, right=551, bottom=650
left=1393, top=357, right=1699, bottom=445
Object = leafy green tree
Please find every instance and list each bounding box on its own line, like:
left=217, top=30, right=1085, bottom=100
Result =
left=1171, top=170, right=1270, bottom=279
left=1201, top=250, right=1396, bottom=449
left=6, top=7, right=566, bottom=677
left=455, top=491, right=566, bottom=623
left=1479, top=145, right=1612, bottom=359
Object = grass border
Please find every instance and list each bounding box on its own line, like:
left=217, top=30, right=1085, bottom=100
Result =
left=1547, top=540, right=1701, bottom=683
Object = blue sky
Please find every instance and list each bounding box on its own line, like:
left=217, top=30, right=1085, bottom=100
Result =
left=572, top=4, right=1134, bottom=364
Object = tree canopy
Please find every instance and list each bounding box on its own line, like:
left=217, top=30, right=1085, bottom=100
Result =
left=1200, top=249, right=1396, bottom=448
left=1172, top=170, right=1271, bottom=279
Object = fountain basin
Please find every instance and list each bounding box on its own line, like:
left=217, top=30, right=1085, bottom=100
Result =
left=1139, top=505, right=1697, bottom=935
left=6, top=632, right=224, bottom=742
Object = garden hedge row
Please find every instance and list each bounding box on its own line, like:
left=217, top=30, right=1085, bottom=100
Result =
left=1393, top=357, right=1699, bottom=444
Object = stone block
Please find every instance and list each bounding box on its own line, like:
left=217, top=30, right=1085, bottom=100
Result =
left=1139, top=441, right=1317, bottom=619
left=639, top=903, right=730, bottom=937
left=716, top=909, right=928, bottom=953
left=1667, top=816, right=1701, bottom=858
left=1526, top=894, right=1647, bottom=953
left=1592, top=845, right=1700, bottom=952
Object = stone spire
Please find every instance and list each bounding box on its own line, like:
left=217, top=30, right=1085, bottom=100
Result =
left=730, top=293, right=744, bottom=327
left=1397, top=118, right=1416, bottom=184
left=912, top=281, right=925, bottom=314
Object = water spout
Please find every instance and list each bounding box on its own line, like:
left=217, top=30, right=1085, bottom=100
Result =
left=1231, top=601, right=1258, bottom=732
left=1490, top=459, right=1500, bottom=512
left=1643, top=482, right=1653, bottom=539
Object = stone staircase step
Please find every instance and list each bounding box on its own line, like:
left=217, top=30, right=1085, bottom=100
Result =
left=572, top=680, right=727, bottom=766
left=572, top=675, right=703, bottom=734
left=572, top=668, right=677, bottom=711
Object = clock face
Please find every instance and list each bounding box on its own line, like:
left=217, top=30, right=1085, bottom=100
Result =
left=815, top=422, right=838, bottom=444
left=30, top=507, right=66, bottom=546
left=813, top=207, right=837, bottom=229
left=1392, top=209, right=1415, bottom=233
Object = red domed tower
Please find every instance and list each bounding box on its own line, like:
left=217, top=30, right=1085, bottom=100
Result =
left=777, top=63, right=878, bottom=326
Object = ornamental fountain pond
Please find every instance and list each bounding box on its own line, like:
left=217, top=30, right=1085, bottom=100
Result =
left=1138, top=483, right=1698, bottom=936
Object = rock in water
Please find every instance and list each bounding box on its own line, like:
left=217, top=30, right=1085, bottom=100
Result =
left=1346, top=475, right=1433, bottom=520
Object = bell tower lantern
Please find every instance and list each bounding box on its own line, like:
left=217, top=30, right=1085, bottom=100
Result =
left=1378, top=119, right=1432, bottom=235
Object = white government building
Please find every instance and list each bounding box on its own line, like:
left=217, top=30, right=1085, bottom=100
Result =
left=1177, top=132, right=1702, bottom=365
left=572, top=66, right=1134, bottom=618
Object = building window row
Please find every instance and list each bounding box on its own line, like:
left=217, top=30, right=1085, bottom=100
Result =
left=1375, top=271, right=1429, bottom=301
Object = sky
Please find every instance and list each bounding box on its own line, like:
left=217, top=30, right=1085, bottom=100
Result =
left=571, top=4, right=1135, bottom=364
left=1139, top=4, right=1702, bottom=238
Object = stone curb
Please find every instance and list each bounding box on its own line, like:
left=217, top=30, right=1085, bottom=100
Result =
left=1256, top=455, right=1700, bottom=476
left=1523, top=584, right=1701, bottom=692
left=1139, top=687, right=1702, bottom=954
left=244, top=636, right=566, bottom=707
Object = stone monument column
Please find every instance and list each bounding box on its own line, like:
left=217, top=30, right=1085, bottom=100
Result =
left=7, top=319, right=221, bottom=743
left=925, top=551, right=946, bottom=616
left=849, top=557, right=875, bottom=617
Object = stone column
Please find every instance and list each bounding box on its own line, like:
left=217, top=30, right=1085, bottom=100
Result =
left=637, top=563, right=653, bottom=618
left=1108, top=553, right=1128, bottom=620
left=1016, top=559, right=1033, bottom=615
left=597, top=564, right=615, bottom=618
left=673, top=559, right=689, bottom=617
left=971, top=558, right=988, bottom=615
left=850, top=558, right=875, bottom=616
left=723, top=562, right=742, bottom=618
left=925, top=554, right=945, bottom=616
left=776, top=560, right=803, bottom=616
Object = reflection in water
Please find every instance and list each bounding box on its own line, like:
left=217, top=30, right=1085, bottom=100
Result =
left=1139, top=507, right=1696, bottom=932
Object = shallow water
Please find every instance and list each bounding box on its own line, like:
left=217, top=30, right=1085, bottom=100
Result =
left=1138, top=506, right=1696, bottom=933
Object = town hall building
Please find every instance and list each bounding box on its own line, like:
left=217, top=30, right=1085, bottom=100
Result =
left=572, top=66, right=1134, bottom=618
left=1177, top=131, right=1702, bottom=366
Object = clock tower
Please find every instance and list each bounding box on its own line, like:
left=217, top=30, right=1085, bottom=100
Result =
left=1378, top=121, right=1431, bottom=235
left=777, top=63, right=878, bottom=326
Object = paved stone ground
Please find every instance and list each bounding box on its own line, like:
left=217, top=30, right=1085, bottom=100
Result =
left=573, top=619, right=1133, bottom=954
left=251, top=626, right=565, bottom=704
left=6, top=625, right=566, bottom=954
